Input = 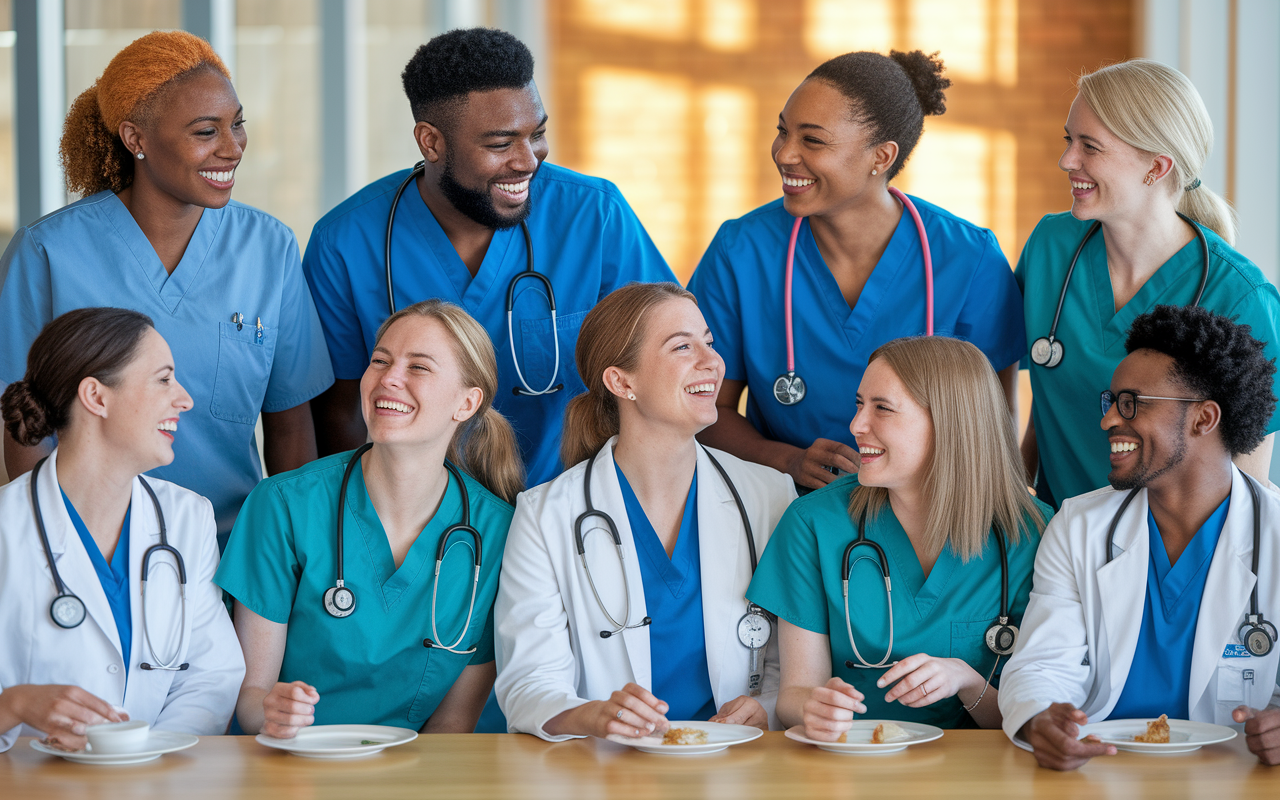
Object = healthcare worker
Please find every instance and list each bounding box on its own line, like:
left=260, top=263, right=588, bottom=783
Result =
left=0, top=308, right=244, bottom=753
left=1002, top=305, right=1280, bottom=770
left=1018, top=59, right=1280, bottom=508
left=217, top=300, right=519, bottom=736
left=496, top=283, right=796, bottom=740
left=748, top=336, right=1049, bottom=735
left=304, top=27, right=674, bottom=488
left=688, top=50, right=1024, bottom=491
left=0, top=31, right=334, bottom=546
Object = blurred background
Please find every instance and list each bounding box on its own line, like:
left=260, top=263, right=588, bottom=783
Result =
left=1, top=0, right=1278, bottom=479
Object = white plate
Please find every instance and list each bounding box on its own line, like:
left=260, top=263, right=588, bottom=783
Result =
left=255, top=724, right=418, bottom=759
left=605, top=721, right=762, bottom=755
left=30, top=730, right=198, bottom=765
left=785, top=721, right=944, bottom=754
left=1078, top=718, right=1237, bottom=754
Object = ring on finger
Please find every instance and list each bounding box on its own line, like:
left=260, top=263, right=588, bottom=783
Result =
left=616, top=709, right=624, bottom=720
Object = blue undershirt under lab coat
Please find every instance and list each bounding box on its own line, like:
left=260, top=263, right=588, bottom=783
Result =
left=62, top=489, right=132, bottom=669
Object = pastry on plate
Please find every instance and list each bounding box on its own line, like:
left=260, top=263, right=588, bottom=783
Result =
left=871, top=722, right=910, bottom=744
left=1132, top=714, right=1170, bottom=744
left=662, top=727, right=709, bottom=746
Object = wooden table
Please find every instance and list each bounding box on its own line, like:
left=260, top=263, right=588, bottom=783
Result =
left=3, top=731, right=1276, bottom=800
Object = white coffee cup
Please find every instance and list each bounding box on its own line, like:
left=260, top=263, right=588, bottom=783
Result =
left=85, top=720, right=150, bottom=753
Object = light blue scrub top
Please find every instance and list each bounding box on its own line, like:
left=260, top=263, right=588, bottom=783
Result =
left=687, top=197, right=1025, bottom=455
left=747, top=475, right=1049, bottom=728
left=0, top=192, right=335, bottom=542
left=302, top=163, right=676, bottom=486
left=63, top=490, right=132, bottom=667
left=1017, top=213, right=1280, bottom=507
left=616, top=466, right=717, bottom=721
left=1109, top=497, right=1230, bottom=721
left=214, top=451, right=513, bottom=729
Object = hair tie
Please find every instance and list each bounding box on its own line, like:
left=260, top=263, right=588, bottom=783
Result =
left=1184, top=178, right=1201, bottom=191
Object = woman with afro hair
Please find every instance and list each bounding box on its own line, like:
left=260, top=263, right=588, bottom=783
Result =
left=0, top=31, right=333, bottom=548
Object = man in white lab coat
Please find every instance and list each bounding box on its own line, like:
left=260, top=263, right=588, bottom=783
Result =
left=1000, top=304, right=1280, bottom=770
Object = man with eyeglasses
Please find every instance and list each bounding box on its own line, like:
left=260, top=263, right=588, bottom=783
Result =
left=998, top=304, right=1280, bottom=770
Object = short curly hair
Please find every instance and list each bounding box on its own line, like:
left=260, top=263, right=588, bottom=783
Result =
left=1125, top=304, right=1276, bottom=456
left=401, top=28, right=534, bottom=135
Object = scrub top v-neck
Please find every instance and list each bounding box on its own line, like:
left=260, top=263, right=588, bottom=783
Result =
left=62, top=489, right=132, bottom=666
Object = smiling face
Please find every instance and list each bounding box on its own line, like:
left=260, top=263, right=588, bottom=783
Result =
left=95, top=328, right=193, bottom=472
left=360, top=315, right=482, bottom=449
left=850, top=357, right=934, bottom=493
left=1101, top=349, right=1201, bottom=490
left=1059, top=94, right=1161, bottom=225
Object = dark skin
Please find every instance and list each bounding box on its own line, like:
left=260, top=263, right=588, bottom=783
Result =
left=1022, top=348, right=1279, bottom=769
left=311, top=82, right=549, bottom=456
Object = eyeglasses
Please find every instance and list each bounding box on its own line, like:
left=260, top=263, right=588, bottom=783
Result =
left=1100, top=389, right=1206, bottom=420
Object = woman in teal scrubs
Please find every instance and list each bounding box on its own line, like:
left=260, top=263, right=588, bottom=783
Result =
left=1019, top=59, right=1280, bottom=507
left=689, top=50, right=1024, bottom=491
left=748, top=336, right=1049, bottom=735
left=217, top=301, right=522, bottom=735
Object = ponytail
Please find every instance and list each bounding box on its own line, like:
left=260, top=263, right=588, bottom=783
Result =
left=560, top=388, right=621, bottom=470
left=1179, top=184, right=1238, bottom=246
left=452, top=406, right=524, bottom=505
left=62, top=86, right=135, bottom=196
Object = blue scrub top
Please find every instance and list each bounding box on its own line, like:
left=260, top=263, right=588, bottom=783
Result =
left=1109, top=497, right=1230, bottom=721
left=687, top=197, right=1025, bottom=454
left=615, top=465, right=717, bottom=721
left=747, top=475, right=1049, bottom=728
left=214, top=451, right=514, bottom=729
left=62, top=490, right=132, bottom=665
left=0, top=192, right=335, bottom=541
left=302, top=163, right=676, bottom=486
left=1017, top=213, right=1280, bottom=506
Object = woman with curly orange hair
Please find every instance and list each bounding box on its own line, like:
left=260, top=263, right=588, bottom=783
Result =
left=0, top=31, right=333, bottom=548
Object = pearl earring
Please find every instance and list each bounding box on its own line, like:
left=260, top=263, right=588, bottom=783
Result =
left=627, top=392, right=636, bottom=401
left=137, top=152, right=145, bottom=160
left=871, top=169, right=877, bottom=176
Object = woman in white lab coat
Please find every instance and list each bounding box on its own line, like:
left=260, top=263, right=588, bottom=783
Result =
left=496, top=283, right=797, bottom=741
left=0, top=308, right=244, bottom=752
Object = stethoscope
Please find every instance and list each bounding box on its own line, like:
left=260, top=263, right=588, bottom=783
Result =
left=841, top=509, right=1018, bottom=670
left=31, top=457, right=189, bottom=671
left=574, top=446, right=772, bottom=694
left=1105, top=474, right=1275, bottom=657
left=385, top=162, right=563, bottom=397
left=1030, top=212, right=1210, bottom=369
left=323, top=442, right=483, bottom=655
left=774, top=186, right=935, bottom=406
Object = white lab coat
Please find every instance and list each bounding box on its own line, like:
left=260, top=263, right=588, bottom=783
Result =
left=1000, top=466, right=1280, bottom=743
left=0, top=449, right=245, bottom=751
left=495, top=439, right=797, bottom=740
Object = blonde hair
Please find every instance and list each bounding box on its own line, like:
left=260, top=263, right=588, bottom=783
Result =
left=560, top=282, right=696, bottom=468
left=1077, top=58, right=1237, bottom=245
left=374, top=300, right=524, bottom=503
left=848, top=337, right=1044, bottom=561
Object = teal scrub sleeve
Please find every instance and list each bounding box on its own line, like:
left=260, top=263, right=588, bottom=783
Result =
left=594, top=182, right=676, bottom=298
left=0, top=227, right=53, bottom=385
left=469, top=605, right=497, bottom=665
left=746, top=503, right=830, bottom=635
left=1225, top=284, right=1280, bottom=435
left=954, top=230, right=1026, bottom=372
left=687, top=225, right=746, bottom=383
left=214, top=479, right=302, bottom=624
left=301, top=223, right=369, bottom=382
left=262, top=234, right=335, bottom=411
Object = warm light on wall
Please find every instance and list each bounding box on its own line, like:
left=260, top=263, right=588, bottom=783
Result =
left=804, top=0, right=894, bottom=56
left=575, top=0, right=689, bottom=39
left=699, top=85, right=756, bottom=251
left=699, top=0, right=756, bottom=51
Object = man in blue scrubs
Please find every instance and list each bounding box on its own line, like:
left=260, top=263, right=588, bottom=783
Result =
left=999, top=305, right=1280, bottom=770
left=304, top=28, right=674, bottom=485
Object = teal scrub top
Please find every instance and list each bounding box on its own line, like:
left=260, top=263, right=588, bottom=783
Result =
left=1017, top=212, right=1280, bottom=506
left=214, top=450, right=513, bottom=729
left=747, top=475, right=1050, bottom=729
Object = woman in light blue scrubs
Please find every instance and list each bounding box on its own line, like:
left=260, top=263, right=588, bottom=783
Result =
left=1018, top=59, right=1280, bottom=507
left=689, top=50, right=1024, bottom=492
left=748, top=337, right=1049, bottom=735
left=217, top=301, right=521, bottom=735
left=0, top=32, right=332, bottom=545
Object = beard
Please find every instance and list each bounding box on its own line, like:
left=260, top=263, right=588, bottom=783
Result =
left=1108, top=427, right=1188, bottom=491
left=438, top=150, right=534, bottom=230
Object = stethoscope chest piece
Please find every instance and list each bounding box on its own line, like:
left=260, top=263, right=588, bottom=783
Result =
left=1030, top=336, right=1064, bottom=369
left=51, top=593, right=87, bottom=629
left=1240, top=616, right=1277, bottom=657
left=324, top=585, right=356, bottom=618
left=773, top=372, right=806, bottom=405
left=985, top=618, right=1019, bottom=656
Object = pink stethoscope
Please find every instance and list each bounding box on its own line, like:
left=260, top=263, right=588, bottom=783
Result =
left=772, top=186, right=935, bottom=405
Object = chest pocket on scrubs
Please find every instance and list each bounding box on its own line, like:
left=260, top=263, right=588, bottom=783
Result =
left=210, top=321, right=274, bottom=425
left=520, top=310, right=588, bottom=395
left=407, top=645, right=473, bottom=725
left=950, top=620, right=996, bottom=670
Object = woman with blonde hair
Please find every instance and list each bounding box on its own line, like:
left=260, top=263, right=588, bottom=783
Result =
left=496, top=282, right=796, bottom=740
left=0, top=31, right=333, bottom=547
left=1019, top=58, right=1280, bottom=507
left=217, top=300, right=521, bottom=736
left=749, top=336, right=1050, bottom=736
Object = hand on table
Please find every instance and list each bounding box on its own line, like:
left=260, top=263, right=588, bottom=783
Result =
left=261, top=681, right=319, bottom=739
left=571, top=683, right=671, bottom=739
left=1234, top=705, right=1280, bottom=765
left=879, top=654, right=980, bottom=707
left=710, top=695, right=768, bottom=731
left=786, top=439, right=859, bottom=489
left=1, top=684, right=126, bottom=752
left=802, top=677, right=866, bottom=742
left=1022, top=703, right=1115, bottom=770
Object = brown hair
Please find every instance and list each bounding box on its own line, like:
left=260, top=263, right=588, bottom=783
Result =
left=2, top=308, right=155, bottom=446
left=61, top=31, right=231, bottom=196
left=848, top=336, right=1045, bottom=561
left=560, top=282, right=696, bottom=468
left=374, top=300, right=524, bottom=504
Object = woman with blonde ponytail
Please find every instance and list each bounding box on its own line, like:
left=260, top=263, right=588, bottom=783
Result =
left=1018, top=58, right=1280, bottom=507
left=496, top=282, right=797, bottom=741
left=216, top=300, right=521, bottom=736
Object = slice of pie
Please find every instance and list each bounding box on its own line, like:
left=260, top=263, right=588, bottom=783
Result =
left=662, top=727, right=709, bottom=745
left=871, top=721, right=910, bottom=744
left=1132, top=714, right=1170, bottom=743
